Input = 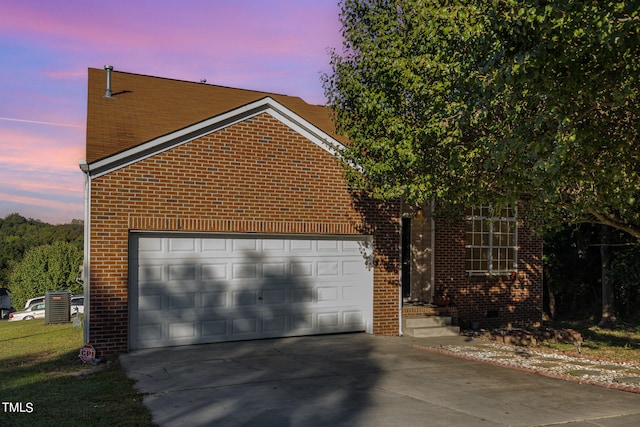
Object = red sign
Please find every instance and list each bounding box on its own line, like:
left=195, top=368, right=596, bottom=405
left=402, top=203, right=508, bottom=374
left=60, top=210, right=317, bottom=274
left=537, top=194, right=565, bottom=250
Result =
left=79, top=344, right=96, bottom=363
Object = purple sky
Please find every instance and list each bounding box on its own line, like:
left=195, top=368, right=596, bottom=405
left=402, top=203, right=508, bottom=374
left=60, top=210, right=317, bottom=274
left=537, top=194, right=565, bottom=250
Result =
left=0, top=0, right=343, bottom=224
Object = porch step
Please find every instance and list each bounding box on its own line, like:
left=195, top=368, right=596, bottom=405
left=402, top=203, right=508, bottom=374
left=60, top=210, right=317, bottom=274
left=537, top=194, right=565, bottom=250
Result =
left=402, top=316, right=461, bottom=338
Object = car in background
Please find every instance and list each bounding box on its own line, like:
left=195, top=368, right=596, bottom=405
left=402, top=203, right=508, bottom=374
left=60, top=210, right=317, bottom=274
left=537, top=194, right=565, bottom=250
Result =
left=71, top=296, right=84, bottom=316
left=9, top=302, right=46, bottom=321
left=24, top=296, right=45, bottom=309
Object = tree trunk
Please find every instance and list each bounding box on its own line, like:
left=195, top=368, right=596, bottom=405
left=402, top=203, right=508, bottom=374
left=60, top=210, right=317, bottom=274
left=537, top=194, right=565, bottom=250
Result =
left=544, top=267, right=556, bottom=320
left=598, top=225, right=616, bottom=327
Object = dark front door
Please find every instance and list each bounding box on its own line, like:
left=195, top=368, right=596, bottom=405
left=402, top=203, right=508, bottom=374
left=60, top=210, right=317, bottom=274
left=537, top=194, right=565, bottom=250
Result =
left=401, top=217, right=411, bottom=300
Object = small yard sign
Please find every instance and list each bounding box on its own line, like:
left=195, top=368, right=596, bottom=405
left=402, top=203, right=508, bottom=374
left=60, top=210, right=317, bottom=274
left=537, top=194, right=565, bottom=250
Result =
left=79, top=344, right=96, bottom=363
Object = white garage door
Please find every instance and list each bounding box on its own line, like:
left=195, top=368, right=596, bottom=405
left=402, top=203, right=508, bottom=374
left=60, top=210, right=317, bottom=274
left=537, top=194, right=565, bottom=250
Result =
left=129, top=234, right=373, bottom=349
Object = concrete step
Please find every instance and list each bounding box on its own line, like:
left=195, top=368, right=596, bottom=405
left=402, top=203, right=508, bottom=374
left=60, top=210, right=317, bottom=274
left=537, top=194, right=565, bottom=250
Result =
left=409, top=325, right=461, bottom=338
left=404, top=316, right=452, bottom=328
left=402, top=316, right=461, bottom=338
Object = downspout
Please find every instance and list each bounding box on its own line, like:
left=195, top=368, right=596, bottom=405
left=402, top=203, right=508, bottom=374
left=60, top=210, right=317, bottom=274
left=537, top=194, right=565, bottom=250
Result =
left=398, top=205, right=403, bottom=336
left=430, top=200, right=436, bottom=302
left=79, top=160, right=91, bottom=345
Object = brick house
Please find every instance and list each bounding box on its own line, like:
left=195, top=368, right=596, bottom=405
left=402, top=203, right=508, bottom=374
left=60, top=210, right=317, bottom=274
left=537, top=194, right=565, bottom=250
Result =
left=81, top=67, right=542, bottom=356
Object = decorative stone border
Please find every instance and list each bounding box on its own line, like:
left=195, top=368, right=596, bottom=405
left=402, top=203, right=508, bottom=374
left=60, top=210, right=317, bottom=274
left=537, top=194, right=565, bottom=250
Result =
left=414, top=342, right=640, bottom=394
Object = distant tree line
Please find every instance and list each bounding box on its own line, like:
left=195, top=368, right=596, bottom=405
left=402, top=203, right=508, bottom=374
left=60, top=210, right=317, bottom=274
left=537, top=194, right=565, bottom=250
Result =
left=545, top=224, right=640, bottom=324
left=0, top=213, right=83, bottom=309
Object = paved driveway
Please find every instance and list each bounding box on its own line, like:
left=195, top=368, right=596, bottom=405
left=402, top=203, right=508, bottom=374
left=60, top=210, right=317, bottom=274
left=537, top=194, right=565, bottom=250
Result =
left=120, top=333, right=640, bottom=426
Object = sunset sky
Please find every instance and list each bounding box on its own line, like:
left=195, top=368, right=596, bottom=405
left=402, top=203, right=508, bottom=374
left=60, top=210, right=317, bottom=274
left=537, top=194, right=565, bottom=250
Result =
left=0, top=0, right=343, bottom=224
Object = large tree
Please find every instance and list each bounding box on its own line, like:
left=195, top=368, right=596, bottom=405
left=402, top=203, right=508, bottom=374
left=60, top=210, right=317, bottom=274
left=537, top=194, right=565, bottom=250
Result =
left=324, top=0, right=640, bottom=236
left=8, top=241, right=83, bottom=309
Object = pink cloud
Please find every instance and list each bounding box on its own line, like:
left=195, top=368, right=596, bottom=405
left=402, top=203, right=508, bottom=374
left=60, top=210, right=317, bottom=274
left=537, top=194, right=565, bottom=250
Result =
left=0, top=173, right=81, bottom=198
left=0, top=190, right=82, bottom=224
left=1, top=1, right=342, bottom=59
left=42, top=69, right=87, bottom=80
left=0, top=1, right=344, bottom=223
left=0, top=128, right=84, bottom=168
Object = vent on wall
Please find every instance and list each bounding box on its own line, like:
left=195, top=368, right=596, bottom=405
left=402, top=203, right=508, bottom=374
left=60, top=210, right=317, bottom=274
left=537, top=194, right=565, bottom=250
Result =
left=104, top=65, right=114, bottom=98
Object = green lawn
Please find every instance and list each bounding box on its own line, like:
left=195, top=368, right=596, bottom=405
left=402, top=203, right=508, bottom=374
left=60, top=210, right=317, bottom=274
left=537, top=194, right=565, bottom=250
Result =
left=0, top=320, right=153, bottom=426
left=540, top=320, right=640, bottom=364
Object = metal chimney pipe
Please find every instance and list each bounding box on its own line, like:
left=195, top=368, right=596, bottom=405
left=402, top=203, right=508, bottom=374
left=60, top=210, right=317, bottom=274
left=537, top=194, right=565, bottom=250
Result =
left=104, top=65, right=113, bottom=98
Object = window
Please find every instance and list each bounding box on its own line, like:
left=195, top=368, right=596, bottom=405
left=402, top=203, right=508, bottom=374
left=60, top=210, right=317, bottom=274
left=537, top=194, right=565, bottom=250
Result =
left=465, top=205, right=517, bottom=275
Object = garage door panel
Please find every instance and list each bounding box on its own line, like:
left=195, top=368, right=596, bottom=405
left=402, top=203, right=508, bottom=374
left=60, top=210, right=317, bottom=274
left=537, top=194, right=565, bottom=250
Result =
left=138, top=293, right=164, bottom=311
left=318, top=261, right=339, bottom=276
left=342, top=285, right=362, bottom=303
left=202, top=264, right=228, bottom=280
left=138, top=324, right=163, bottom=342
left=232, top=317, right=258, bottom=334
left=232, top=290, right=259, bottom=306
left=262, top=289, right=286, bottom=305
left=202, top=319, right=228, bottom=337
left=263, top=239, right=286, bottom=251
left=343, top=310, right=365, bottom=327
left=139, top=265, right=164, bottom=281
left=202, top=238, right=228, bottom=252
left=317, top=287, right=338, bottom=302
left=291, top=287, right=313, bottom=304
left=233, top=239, right=257, bottom=251
left=139, top=237, right=163, bottom=252
left=291, top=240, right=313, bottom=251
left=343, top=260, right=366, bottom=275
left=263, top=315, right=287, bottom=333
left=202, top=291, right=227, bottom=308
left=263, top=262, right=286, bottom=277
left=169, top=238, right=198, bottom=252
left=318, top=240, right=339, bottom=251
left=168, top=293, right=196, bottom=310
left=168, top=264, right=197, bottom=281
left=232, top=263, right=258, bottom=279
left=291, top=262, right=313, bottom=277
left=342, top=240, right=365, bottom=252
left=131, top=234, right=373, bottom=349
left=317, top=312, right=340, bottom=328
left=169, top=322, right=196, bottom=339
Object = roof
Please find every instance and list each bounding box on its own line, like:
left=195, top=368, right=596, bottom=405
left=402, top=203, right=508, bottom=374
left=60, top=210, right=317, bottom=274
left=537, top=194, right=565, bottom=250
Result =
left=86, top=68, right=344, bottom=163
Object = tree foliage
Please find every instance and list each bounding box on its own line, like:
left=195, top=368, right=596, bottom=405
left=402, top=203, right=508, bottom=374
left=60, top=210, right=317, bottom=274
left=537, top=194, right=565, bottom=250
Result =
left=8, top=241, right=83, bottom=310
left=324, top=0, right=640, bottom=236
left=544, top=224, right=640, bottom=321
left=0, top=213, right=83, bottom=287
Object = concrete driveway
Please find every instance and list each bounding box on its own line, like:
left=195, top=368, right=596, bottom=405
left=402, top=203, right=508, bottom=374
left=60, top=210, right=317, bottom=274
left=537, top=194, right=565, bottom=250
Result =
left=120, top=333, right=640, bottom=426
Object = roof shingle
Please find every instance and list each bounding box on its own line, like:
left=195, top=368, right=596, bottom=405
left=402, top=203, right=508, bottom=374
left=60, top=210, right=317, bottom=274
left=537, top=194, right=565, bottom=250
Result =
left=86, top=68, right=342, bottom=163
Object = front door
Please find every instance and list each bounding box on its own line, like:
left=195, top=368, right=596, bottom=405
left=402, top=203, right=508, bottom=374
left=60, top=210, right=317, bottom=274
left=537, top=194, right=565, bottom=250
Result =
left=401, top=217, right=412, bottom=300
left=400, top=205, right=434, bottom=303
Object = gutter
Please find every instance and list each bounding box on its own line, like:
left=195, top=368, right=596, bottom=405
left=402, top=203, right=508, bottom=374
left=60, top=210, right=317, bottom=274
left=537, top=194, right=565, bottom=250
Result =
left=431, top=200, right=436, bottom=303
left=398, top=205, right=404, bottom=336
left=79, top=160, right=91, bottom=345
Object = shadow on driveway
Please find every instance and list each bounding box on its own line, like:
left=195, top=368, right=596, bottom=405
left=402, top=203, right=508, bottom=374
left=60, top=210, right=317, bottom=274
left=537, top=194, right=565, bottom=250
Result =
left=121, top=333, right=640, bottom=427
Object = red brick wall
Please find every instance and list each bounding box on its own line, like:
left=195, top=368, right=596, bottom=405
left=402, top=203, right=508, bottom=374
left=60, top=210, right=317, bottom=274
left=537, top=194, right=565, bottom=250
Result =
left=89, top=113, right=400, bottom=355
left=434, top=208, right=543, bottom=329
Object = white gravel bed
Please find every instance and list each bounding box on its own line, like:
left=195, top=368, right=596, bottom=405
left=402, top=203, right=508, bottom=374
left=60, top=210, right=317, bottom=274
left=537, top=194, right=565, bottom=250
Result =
left=417, top=342, right=640, bottom=393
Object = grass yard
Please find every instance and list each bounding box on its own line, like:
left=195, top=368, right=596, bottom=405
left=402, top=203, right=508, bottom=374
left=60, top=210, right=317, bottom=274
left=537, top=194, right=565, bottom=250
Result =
left=0, top=320, right=153, bottom=426
left=539, top=320, right=640, bottom=364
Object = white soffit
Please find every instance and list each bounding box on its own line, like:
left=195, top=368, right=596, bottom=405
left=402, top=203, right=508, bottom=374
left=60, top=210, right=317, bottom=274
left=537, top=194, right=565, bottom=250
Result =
left=88, top=97, right=346, bottom=178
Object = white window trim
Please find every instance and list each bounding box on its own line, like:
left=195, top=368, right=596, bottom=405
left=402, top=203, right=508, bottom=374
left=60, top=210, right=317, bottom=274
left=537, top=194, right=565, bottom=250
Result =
left=465, top=205, right=518, bottom=276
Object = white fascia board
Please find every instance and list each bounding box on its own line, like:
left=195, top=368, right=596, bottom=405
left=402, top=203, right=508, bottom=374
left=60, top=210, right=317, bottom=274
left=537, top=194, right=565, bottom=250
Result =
left=88, top=97, right=346, bottom=178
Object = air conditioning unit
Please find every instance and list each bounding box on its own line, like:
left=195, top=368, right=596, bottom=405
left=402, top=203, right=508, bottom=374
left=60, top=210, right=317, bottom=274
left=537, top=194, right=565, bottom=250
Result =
left=45, top=290, right=71, bottom=324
